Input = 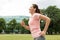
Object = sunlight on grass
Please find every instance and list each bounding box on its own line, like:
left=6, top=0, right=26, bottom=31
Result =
left=0, top=34, right=60, bottom=40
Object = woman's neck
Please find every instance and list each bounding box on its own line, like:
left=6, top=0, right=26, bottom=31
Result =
left=31, top=12, right=35, bottom=16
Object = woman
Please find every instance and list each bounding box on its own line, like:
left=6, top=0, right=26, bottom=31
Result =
left=20, top=4, right=51, bottom=40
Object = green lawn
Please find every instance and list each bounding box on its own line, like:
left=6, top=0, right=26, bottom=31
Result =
left=0, top=34, right=60, bottom=40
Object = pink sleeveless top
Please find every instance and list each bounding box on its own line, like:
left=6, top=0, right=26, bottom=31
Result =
left=28, top=13, right=41, bottom=38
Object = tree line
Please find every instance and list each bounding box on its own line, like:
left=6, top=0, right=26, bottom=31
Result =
left=0, top=6, right=60, bottom=35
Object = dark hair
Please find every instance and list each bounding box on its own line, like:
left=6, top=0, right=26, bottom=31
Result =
left=32, top=4, right=40, bottom=13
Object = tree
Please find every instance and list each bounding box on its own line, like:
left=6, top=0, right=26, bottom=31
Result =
left=14, top=23, right=21, bottom=33
left=41, top=6, right=60, bottom=34
left=5, top=19, right=17, bottom=33
left=0, top=18, right=6, bottom=33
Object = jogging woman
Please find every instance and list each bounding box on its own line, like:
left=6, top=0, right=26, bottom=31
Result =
left=20, top=4, right=51, bottom=40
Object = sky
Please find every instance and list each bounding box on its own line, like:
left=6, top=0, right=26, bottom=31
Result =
left=0, top=0, right=60, bottom=16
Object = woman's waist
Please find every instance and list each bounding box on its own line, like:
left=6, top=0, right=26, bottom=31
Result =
left=30, top=28, right=41, bottom=33
left=31, top=31, right=41, bottom=38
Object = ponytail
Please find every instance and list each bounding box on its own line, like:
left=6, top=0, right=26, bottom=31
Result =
left=35, top=9, right=40, bottom=13
left=32, top=4, right=41, bottom=14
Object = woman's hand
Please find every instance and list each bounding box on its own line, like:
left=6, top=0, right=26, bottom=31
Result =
left=20, top=21, right=30, bottom=30
left=20, top=21, right=25, bottom=27
left=40, top=31, right=46, bottom=37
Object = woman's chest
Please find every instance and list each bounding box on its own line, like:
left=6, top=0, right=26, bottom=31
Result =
left=28, top=17, right=40, bottom=25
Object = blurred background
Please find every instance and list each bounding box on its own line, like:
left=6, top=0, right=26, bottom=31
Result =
left=0, top=0, right=60, bottom=40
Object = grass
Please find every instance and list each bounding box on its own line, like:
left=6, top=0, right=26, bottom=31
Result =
left=0, top=34, right=60, bottom=40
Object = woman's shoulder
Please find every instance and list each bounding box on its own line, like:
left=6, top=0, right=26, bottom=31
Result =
left=32, top=13, right=41, bottom=19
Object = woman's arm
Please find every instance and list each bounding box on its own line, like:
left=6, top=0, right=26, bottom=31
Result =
left=22, top=25, right=30, bottom=30
left=20, top=21, right=30, bottom=30
left=40, top=14, right=51, bottom=33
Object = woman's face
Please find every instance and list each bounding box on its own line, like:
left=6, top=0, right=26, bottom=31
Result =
left=29, top=5, right=36, bottom=14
